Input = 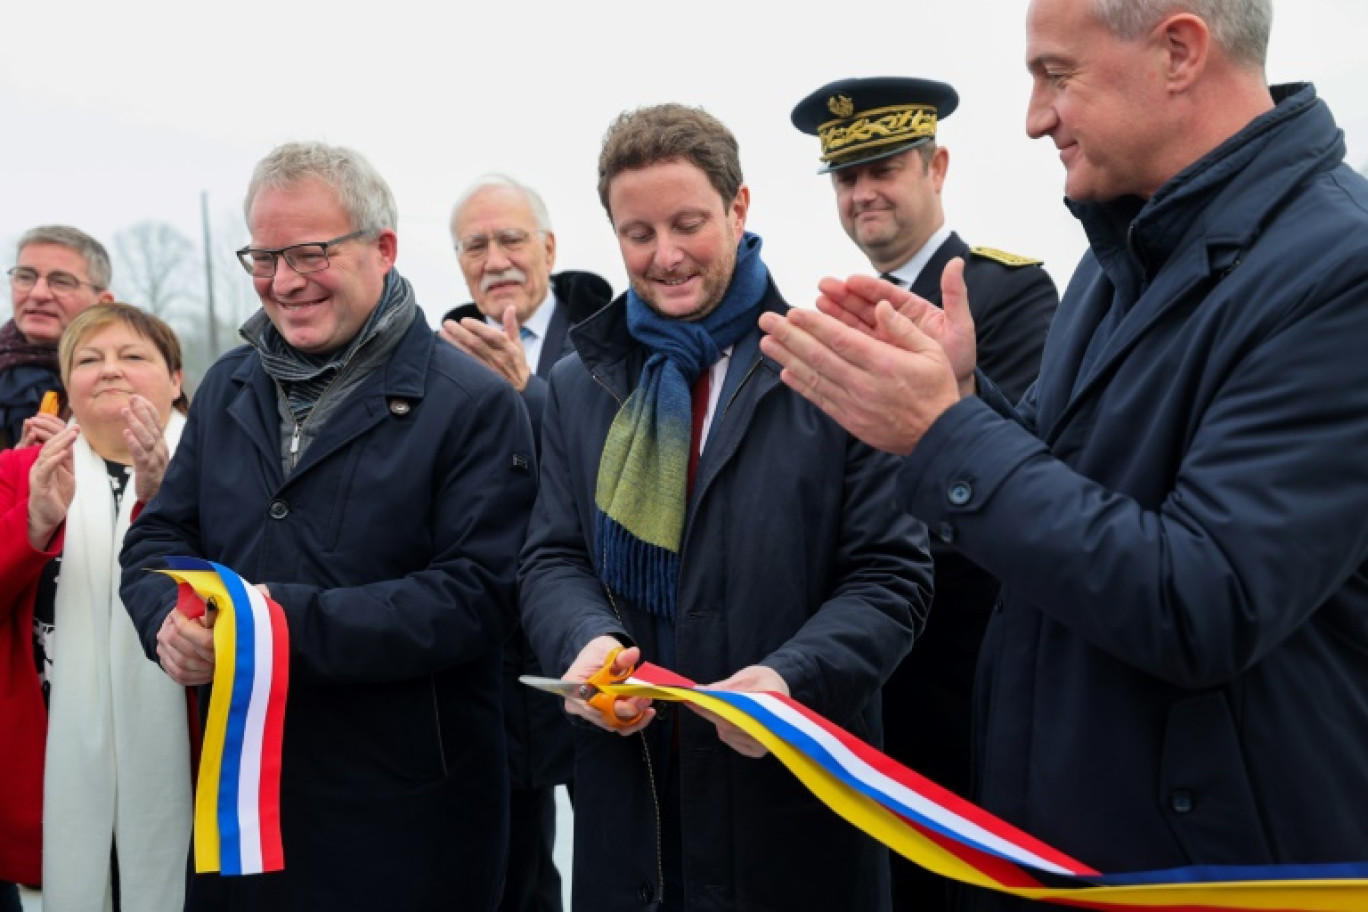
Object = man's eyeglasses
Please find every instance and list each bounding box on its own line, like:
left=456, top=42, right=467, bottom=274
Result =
left=454, top=228, right=543, bottom=261
left=7, top=266, right=103, bottom=296
left=235, top=230, right=366, bottom=278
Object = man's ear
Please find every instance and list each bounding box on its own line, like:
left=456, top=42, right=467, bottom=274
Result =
left=1159, top=12, right=1211, bottom=93
left=730, top=184, right=751, bottom=234
left=930, top=145, right=950, bottom=193
left=376, top=228, right=399, bottom=269
left=543, top=230, right=557, bottom=272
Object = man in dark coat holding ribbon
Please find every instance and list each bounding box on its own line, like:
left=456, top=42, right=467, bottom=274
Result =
left=519, top=103, right=933, bottom=912
left=120, top=141, right=536, bottom=911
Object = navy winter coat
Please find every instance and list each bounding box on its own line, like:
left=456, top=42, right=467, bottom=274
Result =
left=900, top=83, right=1368, bottom=898
left=121, top=310, right=537, bottom=911
left=520, top=282, right=933, bottom=912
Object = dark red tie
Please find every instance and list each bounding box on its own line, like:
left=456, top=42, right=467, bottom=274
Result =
left=688, top=368, right=711, bottom=493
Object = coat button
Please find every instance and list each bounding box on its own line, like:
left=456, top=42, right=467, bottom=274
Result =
left=947, top=481, right=973, bottom=506
left=268, top=499, right=290, bottom=520
left=388, top=398, right=412, bottom=416
left=1170, top=790, right=1194, bottom=814
left=637, top=882, right=654, bottom=903
left=935, top=521, right=955, bottom=543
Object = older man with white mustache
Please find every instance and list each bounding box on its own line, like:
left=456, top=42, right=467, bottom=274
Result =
left=440, top=173, right=613, bottom=912
left=442, top=175, right=612, bottom=429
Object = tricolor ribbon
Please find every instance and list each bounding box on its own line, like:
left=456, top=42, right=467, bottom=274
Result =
left=157, top=558, right=289, bottom=875
left=604, top=663, right=1368, bottom=911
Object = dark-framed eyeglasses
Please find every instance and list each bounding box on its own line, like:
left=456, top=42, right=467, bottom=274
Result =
left=454, top=228, right=543, bottom=261
left=235, top=230, right=367, bottom=278
left=7, top=266, right=103, bottom=296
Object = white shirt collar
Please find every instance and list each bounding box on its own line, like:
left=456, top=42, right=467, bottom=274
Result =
left=885, top=224, right=953, bottom=288
left=519, top=288, right=555, bottom=339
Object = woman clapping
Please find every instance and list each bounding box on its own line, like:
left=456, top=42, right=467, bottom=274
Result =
left=0, top=303, right=194, bottom=912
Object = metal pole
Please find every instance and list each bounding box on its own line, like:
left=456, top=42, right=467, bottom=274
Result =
left=201, top=191, right=219, bottom=358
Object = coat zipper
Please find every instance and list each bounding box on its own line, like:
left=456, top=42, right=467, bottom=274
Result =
left=589, top=370, right=623, bottom=406
left=604, top=578, right=664, bottom=906
left=275, top=368, right=348, bottom=473
left=719, top=356, right=763, bottom=419
left=429, top=676, right=449, bottom=777
left=587, top=352, right=762, bottom=907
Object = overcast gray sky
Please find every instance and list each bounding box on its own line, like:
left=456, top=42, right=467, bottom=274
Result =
left=3, top=0, right=1365, bottom=330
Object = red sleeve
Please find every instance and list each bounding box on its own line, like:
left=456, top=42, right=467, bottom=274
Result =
left=0, top=447, right=63, bottom=624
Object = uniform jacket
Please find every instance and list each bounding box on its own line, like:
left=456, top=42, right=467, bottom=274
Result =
left=520, top=280, right=933, bottom=912
left=447, top=269, right=612, bottom=793
left=910, top=233, right=1057, bottom=406
left=120, top=309, right=538, bottom=911
left=899, top=83, right=1368, bottom=897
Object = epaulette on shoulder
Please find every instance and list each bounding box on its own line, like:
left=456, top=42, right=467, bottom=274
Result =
left=969, top=246, right=1043, bottom=268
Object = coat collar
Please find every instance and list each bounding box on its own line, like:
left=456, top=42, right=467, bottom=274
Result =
left=570, top=278, right=786, bottom=404
left=226, top=315, right=434, bottom=485
left=908, top=232, right=967, bottom=304
left=1038, top=84, right=1336, bottom=438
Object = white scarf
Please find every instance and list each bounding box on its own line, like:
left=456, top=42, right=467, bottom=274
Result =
left=42, top=411, right=192, bottom=912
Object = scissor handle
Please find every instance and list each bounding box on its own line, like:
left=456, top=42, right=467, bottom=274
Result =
left=586, top=646, right=645, bottom=728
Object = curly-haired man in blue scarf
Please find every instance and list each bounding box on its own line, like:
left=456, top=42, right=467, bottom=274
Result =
left=520, top=103, right=933, bottom=912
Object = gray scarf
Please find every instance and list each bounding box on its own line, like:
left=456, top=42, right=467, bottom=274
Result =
left=241, top=269, right=418, bottom=470
left=242, top=270, right=414, bottom=420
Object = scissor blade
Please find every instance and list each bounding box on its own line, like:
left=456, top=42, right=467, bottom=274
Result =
left=519, top=675, right=592, bottom=700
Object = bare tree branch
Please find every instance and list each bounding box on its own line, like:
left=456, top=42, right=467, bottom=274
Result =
left=113, top=220, right=195, bottom=315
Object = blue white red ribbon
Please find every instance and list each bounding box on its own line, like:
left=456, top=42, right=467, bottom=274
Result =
left=157, top=558, right=289, bottom=875
left=604, top=663, right=1368, bottom=911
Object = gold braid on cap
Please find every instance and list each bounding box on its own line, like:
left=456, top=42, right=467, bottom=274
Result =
left=818, top=104, right=939, bottom=165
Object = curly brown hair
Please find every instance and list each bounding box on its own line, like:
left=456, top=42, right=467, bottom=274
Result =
left=597, top=104, right=743, bottom=220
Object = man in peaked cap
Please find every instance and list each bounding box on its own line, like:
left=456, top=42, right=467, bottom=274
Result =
left=792, top=76, right=1059, bottom=912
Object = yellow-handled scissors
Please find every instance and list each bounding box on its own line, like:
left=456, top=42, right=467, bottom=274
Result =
left=519, top=646, right=646, bottom=729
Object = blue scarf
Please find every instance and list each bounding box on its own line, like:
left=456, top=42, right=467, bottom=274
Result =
left=594, top=231, right=768, bottom=619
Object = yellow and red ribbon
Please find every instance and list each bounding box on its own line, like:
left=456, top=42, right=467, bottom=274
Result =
left=158, top=558, right=289, bottom=875
left=605, top=663, right=1368, bottom=911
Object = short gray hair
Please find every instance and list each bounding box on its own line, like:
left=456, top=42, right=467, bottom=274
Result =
left=17, top=225, right=112, bottom=290
left=450, top=174, right=553, bottom=235
left=1091, top=0, right=1272, bottom=67
left=244, top=141, right=397, bottom=235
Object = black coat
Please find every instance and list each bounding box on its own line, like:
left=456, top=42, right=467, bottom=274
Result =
left=0, top=362, right=60, bottom=450
left=900, top=85, right=1368, bottom=909
left=521, top=281, right=933, bottom=912
left=121, top=310, right=537, bottom=911
left=446, top=269, right=613, bottom=793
